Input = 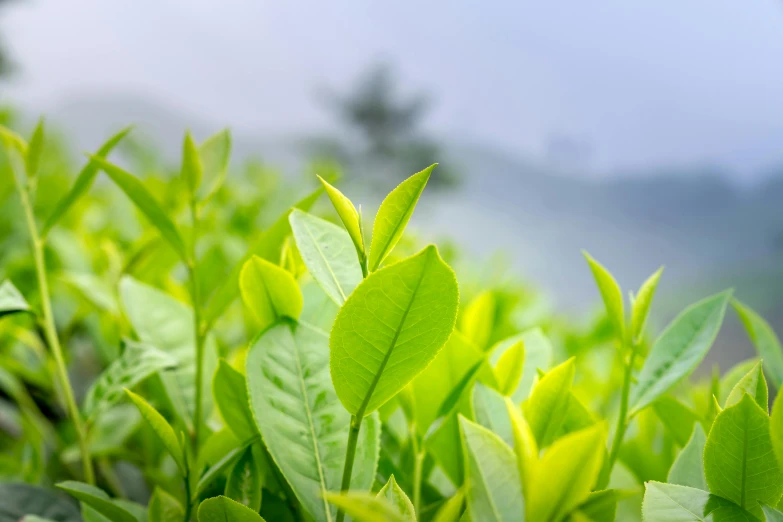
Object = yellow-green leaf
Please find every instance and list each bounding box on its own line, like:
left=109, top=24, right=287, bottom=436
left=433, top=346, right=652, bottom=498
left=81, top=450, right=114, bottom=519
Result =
left=631, top=266, right=663, bottom=343
left=583, top=251, right=625, bottom=343
left=494, top=340, right=524, bottom=397
left=725, top=360, right=767, bottom=411
left=318, top=175, right=365, bottom=257
left=377, top=475, right=416, bottom=522
left=239, top=255, right=303, bottom=330
left=124, top=389, right=186, bottom=475
left=523, top=357, right=575, bottom=448
left=368, top=165, right=435, bottom=271
left=182, top=131, right=203, bottom=195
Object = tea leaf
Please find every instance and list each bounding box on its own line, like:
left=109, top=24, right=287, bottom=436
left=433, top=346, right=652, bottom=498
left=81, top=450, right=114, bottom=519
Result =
left=120, top=276, right=217, bottom=429
left=182, top=131, right=203, bottom=196
left=642, top=482, right=734, bottom=522
left=198, top=128, right=231, bottom=203
left=203, top=188, right=321, bottom=328
left=523, top=357, right=575, bottom=448
left=725, top=360, right=767, bottom=411
left=583, top=252, right=625, bottom=343
left=490, top=328, right=554, bottom=402
left=704, top=394, right=783, bottom=515
left=42, top=127, right=131, bottom=236
left=25, top=118, right=44, bottom=179
left=82, top=340, right=178, bottom=419
left=667, top=423, right=707, bottom=490
left=494, top=340, right=524, bottom=397
left=198, top=496, right=266, bottom=522
left=653, top=395, right=699, bottom=447
left=472, top=383, right=513, bottom=445
left=324, top=493, right=409, bottom=522
left=196, top=437, right=257, bottom=496
left=0, top=124, right=27, bottom=156
left=0, top=279, right=31, bottom=318
left=377, top=475, right=416, bottom=521
left=368, top=164, right=435, bottom=271
left=761, top=504, right=783, bottom=522
left=331, top=245, right=459, bottom=416
left=246, top=322, right=379, bottom=521
left=92, top=156, right=188, bottom=261
left=212, top=360, right=257, bottom=442
left=506, top=397, right=538, bottom=496
left=432, top=491, right=464, bottom=522
left=318, top=175, right=365, bottom=257
left=460, top=416, right=523, bottom=522
left=124, top=389, right=186, bottom=475
left=631, top=266, right=663, bottom=343
left=239, top=255, right=303, bottom=330
left=0, top=483, right=81, bottom=522
left=526, top=423, right=606, bottom=522
left=225, top=446, right=262, bottom=512
left=630, top=290, right=732, bottom=414
left=733, top=299, right=783, bottom=390
left=56, top=481, right=138, bottom=522
left=461, top=291, right=495, bottom=351
left=148, top=487, right=184, bottom=522
left=770, top=391, right=783, bottom=472
left=289, top=209, right=362, bottom=305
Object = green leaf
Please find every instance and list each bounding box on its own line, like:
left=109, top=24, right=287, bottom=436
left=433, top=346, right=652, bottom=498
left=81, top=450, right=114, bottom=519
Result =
left=0, top=124, right=28, bottom=157
left=41, top=127, right=131, bottom=235
left=725, top=361, right=768, bottom=411
left=225, top=446, right=262, bottom=512
left=527, top=423, right=606, bottom=522
left=198, top=128, right=231, bottom=203
left=82, top=339, right=178, bottom=419
left=583, top=251, right=625, bottom=343
left=770, top=390, right=783, bottom=473
left=704, top=394, right=783, bottom=515
left=198, top=496, right=266, bottom=522
left=239, top=255, right=303, bottom=330
left=569, top=490, right=623, bottom=522
left=761, top=503, right=783, bottom=522
left=642, top=482, right=735, bottom=522
left=318, top=175, right=365, bottom=257
left=490, top=328, right=554, bottom=402
left=494, top=340, right=524, bottom=396
left=147, top=487, right=184, bottom=522
left=119, top=276, right=217, bottom=429
left=124, top=389, right=186, bottom=475
left=246, top=321, right=379, bottom=522
left=432, top=491, right=465, bottom=522
left=668, top=423, right=708, bottom=490
left=653, top=396, right=699, bottom=447
left=0, top=279, right=31, bottom=318
left=92, top=156, right=188, bottom=261
left=630, top=290, right=732, bottom=414
left=460, top=416, right=523, bottom=522
left=324, top=493, right=409, bottom=522
left=203, top=188, right=321, bottom=328
left=195, top=437, right=257, bottom=496
left=377, top=475, right=416, bottom=521
left=0, top=483, right=81, bottom=522
left=25, top=117, right=44, bottom=179
left=212, top=360, right=257, bottom=442
left=56, top=481, right=138, bottom=522
left=733, top=299, right=783, bottom=390
left=472, top=382, right=513, bottom=445
left=368, top=164, right=435, bottom=271
left=523, top=357, right=575, bottom=448
left=181, top=131, right=203, bottom=195
left=289, top=209, right=362, bottom=305
left=461, top=291, right=496, bottom=351
left=331, top=245, right=459, bottom=416
left=506, top=397, right=538, bottom=497
left=631, top=266, right=663, bottom=343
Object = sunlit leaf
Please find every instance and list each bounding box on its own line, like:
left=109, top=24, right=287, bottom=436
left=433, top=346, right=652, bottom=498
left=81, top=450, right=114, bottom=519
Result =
left=239, top=255, right=303, bottom=330
left=631, top=266, right=663, bottom=343
left=523, top=357, right=575, bottom=448
left=198, top=496, right=266, bottom=522
left=318, top=175, right=365, bottom=258
left=724, top=360, right=767, bottom=411
left=377, top=475, right=416, bottom=521
left=583, top=251, right=625, bottom=343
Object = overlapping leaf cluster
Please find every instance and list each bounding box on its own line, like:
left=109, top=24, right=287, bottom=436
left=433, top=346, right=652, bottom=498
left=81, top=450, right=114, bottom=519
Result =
left=1, top=119, right=783, bottom=522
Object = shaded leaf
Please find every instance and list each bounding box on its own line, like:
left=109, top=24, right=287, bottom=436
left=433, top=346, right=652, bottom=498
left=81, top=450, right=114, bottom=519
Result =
left=225, top=446, right=262, bottom=512
left=725, top=361, right=767, bottom=412
left=377, top=475, right=416, bottom=521
left=125, top=389, right=186, bottom=475
left=733, top=299, right=783, bottom=390
left=668, top=423, right=708, bottom=490
left=212, top=360, right=257, bottom=442
left=147, top=488, right=184, bottom=522
left=198, top=496, right=266, bottom=522
left=0, top=280, right=31, bottom=318
left=56, top=482, right=138, bottom=522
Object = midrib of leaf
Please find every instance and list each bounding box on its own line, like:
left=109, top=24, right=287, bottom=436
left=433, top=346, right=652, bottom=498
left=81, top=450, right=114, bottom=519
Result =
left=260, top=269, right=280, bottom=318
left=661, top=489, right=705, bottom=521
left=372, top=183, right=426, bottom=271
left=291, top=327, right=332, bottom=521
left=356, top=250, right=431, bottom=418
left=302, top=219, right=347, bottom=302
left=635, top=307, right=719, bottom=404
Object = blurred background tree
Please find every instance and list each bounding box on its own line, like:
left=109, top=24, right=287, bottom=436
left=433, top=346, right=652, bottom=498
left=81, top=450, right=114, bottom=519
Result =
left=311, top=64, right=458, bottom=188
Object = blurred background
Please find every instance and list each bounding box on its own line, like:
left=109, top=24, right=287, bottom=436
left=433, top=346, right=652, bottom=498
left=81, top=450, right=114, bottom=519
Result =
left=2, top=0, right=782, bottom=366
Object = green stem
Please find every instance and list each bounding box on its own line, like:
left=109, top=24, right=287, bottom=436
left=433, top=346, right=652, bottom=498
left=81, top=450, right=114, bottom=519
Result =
left=359, top=251, right=369, bottom=279
left=183, top=460, right=193, bottom=522
left=599, top=348, right=636, bottom=489
left=12, top=170, right=95, bottom=484
left=335, top=414, right=363, bottom=522
left=188, top=200, right=205, bottom=453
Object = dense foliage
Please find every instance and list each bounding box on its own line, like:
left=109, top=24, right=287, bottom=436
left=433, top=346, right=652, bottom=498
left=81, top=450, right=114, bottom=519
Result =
left=1, top=120, right=783, bottom=521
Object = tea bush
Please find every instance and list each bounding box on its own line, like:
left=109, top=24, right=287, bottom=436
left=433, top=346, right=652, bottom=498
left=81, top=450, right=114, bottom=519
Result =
left=1, top=120, right=783, bottom=521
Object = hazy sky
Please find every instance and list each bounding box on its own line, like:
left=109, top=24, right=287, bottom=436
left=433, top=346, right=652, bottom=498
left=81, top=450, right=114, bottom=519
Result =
left=2, top=0, right=783, bottom=180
